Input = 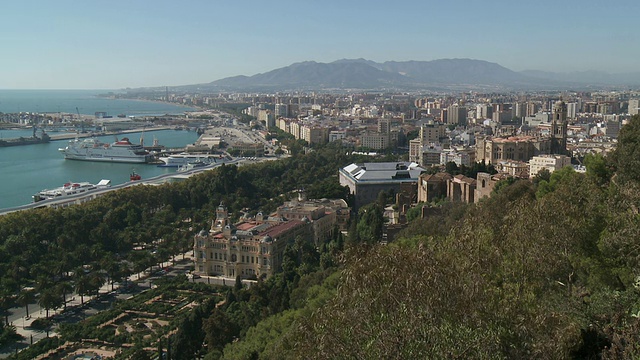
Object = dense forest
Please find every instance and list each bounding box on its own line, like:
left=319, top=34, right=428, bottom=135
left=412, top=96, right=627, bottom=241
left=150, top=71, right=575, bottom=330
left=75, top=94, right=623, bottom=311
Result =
left=2, top=115, right=640, bottom=358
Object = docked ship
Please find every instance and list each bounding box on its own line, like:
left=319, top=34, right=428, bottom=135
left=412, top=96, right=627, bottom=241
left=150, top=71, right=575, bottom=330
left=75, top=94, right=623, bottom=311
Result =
left=143, top=137, right=165, bottom=153
left=157, top=153, right=217, bottom=167
left=59, top=137, right=153, bottom=163
left=33, top=179, right=111, bottom=202
left=176, top=159, right=211, bottom=172
left=0, top=128, right=50, bottom=147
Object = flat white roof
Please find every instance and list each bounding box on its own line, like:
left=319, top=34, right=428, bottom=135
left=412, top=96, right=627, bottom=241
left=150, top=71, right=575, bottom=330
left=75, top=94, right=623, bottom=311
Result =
left=342, top=162, right=425, bottom=182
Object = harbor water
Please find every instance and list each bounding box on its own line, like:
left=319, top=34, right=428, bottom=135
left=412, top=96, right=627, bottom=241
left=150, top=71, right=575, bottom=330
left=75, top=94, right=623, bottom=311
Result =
left=0, top=129, right=200, bottom=209
left=0, top=90, right=205, bottom=209
left=0, top=89, right=196, bottom=116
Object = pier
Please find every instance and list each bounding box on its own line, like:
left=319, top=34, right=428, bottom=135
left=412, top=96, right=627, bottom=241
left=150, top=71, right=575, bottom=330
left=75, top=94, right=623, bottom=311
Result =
left=48, top=126, right=174, bottom=141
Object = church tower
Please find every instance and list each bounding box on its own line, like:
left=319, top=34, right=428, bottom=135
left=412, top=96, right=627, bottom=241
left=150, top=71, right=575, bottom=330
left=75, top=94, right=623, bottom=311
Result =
left=212, top=202, right=229, bottom=231
left=551, top=101, right=568, bottom=154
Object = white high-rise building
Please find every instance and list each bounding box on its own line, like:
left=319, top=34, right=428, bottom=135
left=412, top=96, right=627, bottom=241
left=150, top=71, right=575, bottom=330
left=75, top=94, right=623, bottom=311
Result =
left=514, top=102, right=526, bottom=119
left=567, top=102, right=578, bottom=119
left=476, top=104, right=488, bottom=120
left=629, top=99, right=640, bottom=115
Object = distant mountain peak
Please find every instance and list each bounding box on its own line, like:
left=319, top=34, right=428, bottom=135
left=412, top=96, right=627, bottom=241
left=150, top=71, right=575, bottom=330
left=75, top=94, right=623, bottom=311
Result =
left=159, top=58, right=640, bottom=92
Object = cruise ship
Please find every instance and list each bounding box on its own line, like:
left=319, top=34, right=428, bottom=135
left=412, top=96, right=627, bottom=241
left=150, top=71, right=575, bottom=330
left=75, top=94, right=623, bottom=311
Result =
left=157, top=153, right=217, bottom=167
left=59, top=137, right=153, bottom=163
left=33, top=179, right=111, bottom=202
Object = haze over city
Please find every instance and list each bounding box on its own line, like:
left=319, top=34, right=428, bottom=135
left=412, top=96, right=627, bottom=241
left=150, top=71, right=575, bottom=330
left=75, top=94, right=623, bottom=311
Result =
left=1, top=0, right=638, bottom=89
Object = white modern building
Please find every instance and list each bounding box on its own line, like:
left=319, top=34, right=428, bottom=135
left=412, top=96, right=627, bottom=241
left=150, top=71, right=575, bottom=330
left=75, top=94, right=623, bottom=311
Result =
left=529, top=154, right=572, bottom=178
left=339, top=162, right=425, bottom=210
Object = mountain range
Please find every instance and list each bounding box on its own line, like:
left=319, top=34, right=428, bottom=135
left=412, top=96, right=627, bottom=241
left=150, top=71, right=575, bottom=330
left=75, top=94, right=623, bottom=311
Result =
left=166, top=59, right=640, bottom=92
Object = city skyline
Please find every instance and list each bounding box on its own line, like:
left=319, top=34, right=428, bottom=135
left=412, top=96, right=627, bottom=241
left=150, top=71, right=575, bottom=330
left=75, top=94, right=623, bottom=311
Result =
left=1, top=0, right=638, bottom=90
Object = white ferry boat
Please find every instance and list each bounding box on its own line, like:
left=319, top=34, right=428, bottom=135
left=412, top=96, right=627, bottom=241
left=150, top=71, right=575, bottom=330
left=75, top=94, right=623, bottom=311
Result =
left=33, top=179, right=111, bottom=202
left=176, top=159, right=211, bottom=172
left=157, top=153, right=217, bottom=167
left=59, top=137, right=153, bottom=163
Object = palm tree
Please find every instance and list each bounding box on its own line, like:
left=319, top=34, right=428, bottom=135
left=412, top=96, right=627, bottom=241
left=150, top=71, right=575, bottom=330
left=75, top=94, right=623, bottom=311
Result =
left=119, top=260, right=134, bottom=285
left=35, top=275, right=52, bottom=296
left=88, top=271, right=105, bottom=297
left=17, top=288, right=35, bottom=318
left=74, top=270, right=90, bottom=305
left=0, top=290, right=16, bottom=326
left=38, top=288, right=62, bottom=319
left=101, top=257, right=125, bottom=292
left=57, top=282, right=73, bottom=309
left=53, top=251, right=72, bottom=280
left=130, top=251, right=153, bottom=280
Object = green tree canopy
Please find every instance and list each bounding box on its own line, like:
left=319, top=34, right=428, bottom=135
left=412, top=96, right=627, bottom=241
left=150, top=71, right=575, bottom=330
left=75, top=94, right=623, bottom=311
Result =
left=610, top=114, right=640, bottom=184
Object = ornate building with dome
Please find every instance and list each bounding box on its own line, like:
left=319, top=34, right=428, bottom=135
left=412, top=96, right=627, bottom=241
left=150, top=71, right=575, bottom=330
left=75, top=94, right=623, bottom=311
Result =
left=193, top=202, right=313, bottom=279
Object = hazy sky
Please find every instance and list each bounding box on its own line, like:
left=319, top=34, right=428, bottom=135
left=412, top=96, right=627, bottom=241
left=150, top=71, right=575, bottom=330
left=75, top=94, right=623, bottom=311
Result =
left=1, top=0, right=637, bottom=89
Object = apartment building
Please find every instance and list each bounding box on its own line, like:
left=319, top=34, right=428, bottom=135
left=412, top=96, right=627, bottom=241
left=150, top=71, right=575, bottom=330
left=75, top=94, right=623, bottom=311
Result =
left=529, top=154, right=572, bottom=178
left=301, top=125, right=329, bottom=145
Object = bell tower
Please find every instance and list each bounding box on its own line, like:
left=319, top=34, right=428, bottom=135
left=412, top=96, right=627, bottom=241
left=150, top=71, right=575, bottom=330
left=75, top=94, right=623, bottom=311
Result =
left=551, top=101, right=568, bottom=154
left=212, top=202, right=229, bottom=231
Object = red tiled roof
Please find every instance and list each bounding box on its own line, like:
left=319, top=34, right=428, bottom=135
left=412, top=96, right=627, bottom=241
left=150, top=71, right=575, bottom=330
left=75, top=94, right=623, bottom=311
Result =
left=236, top=222, right=257, bottom=231
left=421, top=172, right=452, bottom=181
left=452, top=174, right=476, bottom=184
left=260, top=220, right=305, bottom=238
left=492, top=136, right=536, bottom=143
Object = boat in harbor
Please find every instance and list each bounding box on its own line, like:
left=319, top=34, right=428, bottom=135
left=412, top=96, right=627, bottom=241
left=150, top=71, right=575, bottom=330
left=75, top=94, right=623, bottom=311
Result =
left=176, top=159, right=210, bottom=172
left=59, top=137, right=153, bottom=163
left=157, top=153, right=216, bottom=167
left=33, top=179, right=111, bottom=202
left=144, top=136, right=165, bottom=153
left=0, top=128, right=50, bottom=147
left=130, top=170, right=142, bottom=181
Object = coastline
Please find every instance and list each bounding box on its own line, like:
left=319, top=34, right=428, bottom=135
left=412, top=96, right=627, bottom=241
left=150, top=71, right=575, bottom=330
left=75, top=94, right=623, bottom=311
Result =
left=0, top=89, right=199, bottom=116
left=95, top=93, right=202, bottom=113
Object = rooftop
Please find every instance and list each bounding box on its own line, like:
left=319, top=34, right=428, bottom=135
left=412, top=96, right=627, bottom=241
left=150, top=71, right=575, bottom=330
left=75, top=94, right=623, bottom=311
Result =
left=490, top=135, right=538, bottom=143
left=342, top=162, right=425, bottom=182
left=235, top=221, right=275, bottom=233
left=452, top=174, right=477, bottom=185
left=261, top=219, right=305, bottom=238
left=421, top=172, right=453, bottom=182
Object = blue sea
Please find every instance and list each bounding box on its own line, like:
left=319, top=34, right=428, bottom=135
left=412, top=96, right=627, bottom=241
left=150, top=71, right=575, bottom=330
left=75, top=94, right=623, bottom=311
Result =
left=0, top=89, right=196, bottom=116
left=0, top=90, right=204, bottom=209
left=0, top=129, right=201, bottom=210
